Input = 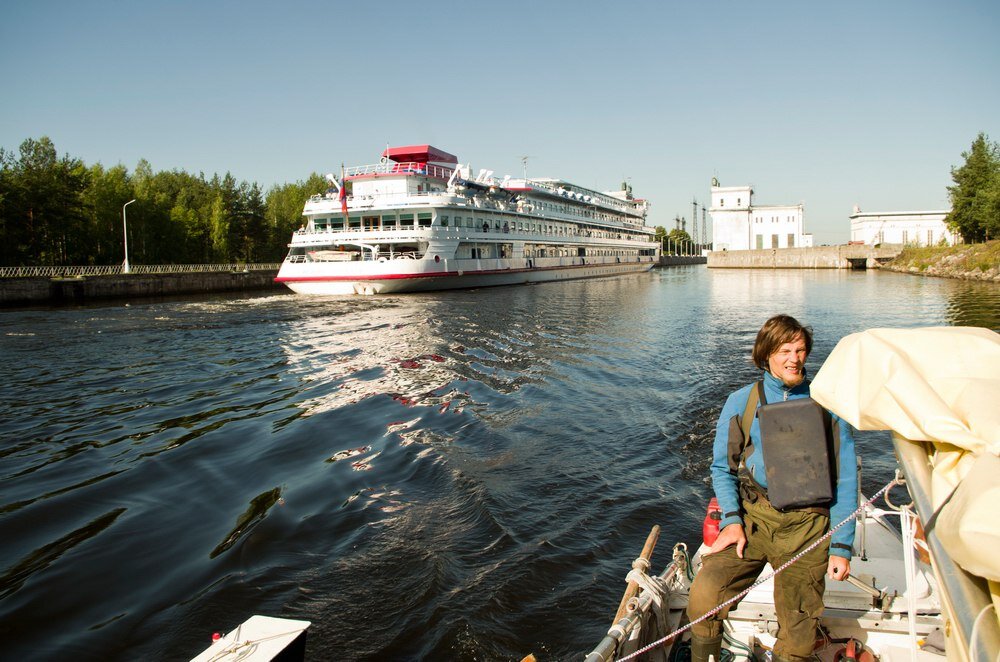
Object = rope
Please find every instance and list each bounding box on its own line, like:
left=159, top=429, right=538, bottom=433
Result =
left=901, top=505, right=919, bottom=662
left=206, top=626, right=307, bottom=662
left=614, top=477, right=898, bottom=662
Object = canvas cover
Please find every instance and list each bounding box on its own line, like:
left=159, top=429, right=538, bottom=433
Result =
left=810, top=326, right=1000, bottom=625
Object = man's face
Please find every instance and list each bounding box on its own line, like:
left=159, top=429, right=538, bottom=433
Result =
left=768, top=335, right=808, bottom=387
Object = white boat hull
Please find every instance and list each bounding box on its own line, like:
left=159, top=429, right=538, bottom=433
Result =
left=276, top=257, right=656, bottom=295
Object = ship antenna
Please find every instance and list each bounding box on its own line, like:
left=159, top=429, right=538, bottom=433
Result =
left=521, top=155, right=532, bottom=180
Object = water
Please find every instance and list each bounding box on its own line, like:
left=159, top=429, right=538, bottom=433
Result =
left=1, top=268, right=997, bottom=661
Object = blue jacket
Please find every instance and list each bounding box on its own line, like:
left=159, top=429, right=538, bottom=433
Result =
left=711, top=370, right=858, bottom=559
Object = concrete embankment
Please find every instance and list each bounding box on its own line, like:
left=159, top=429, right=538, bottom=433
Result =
left=707, top=245, right=901, bottom=269
left=659, top=255, right=707, bottom=266
left=1, top=270, right=283, bottom=306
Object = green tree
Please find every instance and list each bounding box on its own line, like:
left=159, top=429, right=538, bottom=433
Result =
left=946, top=132, right=1000, bottom=242
left=654, top=225, right=667, bottom=244
left=81, top=163, right=133, bottom=265
left=209, top=195, right=230, bottom=261
left=264, top=173, right=327, bottom=262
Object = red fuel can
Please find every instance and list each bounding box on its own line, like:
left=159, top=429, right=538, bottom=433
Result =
left=703, top=497, right=723, bottom=547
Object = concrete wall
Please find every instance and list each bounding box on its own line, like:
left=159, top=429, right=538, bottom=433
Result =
left=1, top=270, right=282, bottom=306
left=707, top=245, right=901, bottom=269
left=659, top=255, right=707, bottom=266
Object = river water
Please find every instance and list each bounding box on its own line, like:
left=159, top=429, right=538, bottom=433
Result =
left=1, top=267, right=998, bottom=661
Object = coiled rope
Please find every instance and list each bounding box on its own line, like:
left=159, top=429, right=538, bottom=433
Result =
left=615, top=477, right=900, bottom=662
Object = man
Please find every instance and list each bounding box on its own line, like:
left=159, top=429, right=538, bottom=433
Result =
left=687, top=314, right=857, bottom=662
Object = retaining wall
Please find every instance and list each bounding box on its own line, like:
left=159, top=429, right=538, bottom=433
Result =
left=1, top=270, right=282, bottom=306
left=707, top=245, right=901, bottom=269
left=659, top=255, right=707, bottom=266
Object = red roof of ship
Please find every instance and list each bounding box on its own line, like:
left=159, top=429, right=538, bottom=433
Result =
left=381, top=144, right=458, bottom=164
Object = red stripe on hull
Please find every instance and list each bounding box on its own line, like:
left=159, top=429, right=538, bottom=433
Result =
left=274, top=261, right=646, bottom=283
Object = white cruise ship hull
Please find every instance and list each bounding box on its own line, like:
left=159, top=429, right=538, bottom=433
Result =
left=277, top=144, right=660, bottom=296
left=277, top=256, right=656, bottom=295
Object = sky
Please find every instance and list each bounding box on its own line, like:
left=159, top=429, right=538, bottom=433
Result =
left=2, top=0, right=998, bottom=245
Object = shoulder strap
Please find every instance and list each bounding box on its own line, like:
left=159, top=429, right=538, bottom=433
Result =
left=726, top=380, right=764, bottom=474
left=741, top=381, right=763, bottom=443
left=739, top=381, right=764, bottom=464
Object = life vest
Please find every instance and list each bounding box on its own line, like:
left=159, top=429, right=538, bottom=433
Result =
left=727, top=380, right=840, bottom=513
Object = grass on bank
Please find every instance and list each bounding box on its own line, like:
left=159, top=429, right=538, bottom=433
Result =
left=889, top=240, right=1000, bottom=273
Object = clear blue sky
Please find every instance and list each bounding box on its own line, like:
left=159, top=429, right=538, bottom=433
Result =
left=2, top=0, right=998, bottom=244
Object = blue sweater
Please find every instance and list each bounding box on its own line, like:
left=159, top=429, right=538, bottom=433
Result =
left=711, top=370, right=858, bottom=559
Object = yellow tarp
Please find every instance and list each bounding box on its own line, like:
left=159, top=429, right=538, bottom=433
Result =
left=811, top=326, right=1000, bottom=634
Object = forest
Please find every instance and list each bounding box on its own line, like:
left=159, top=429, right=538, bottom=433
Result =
left=2, top=133, right=997, bottom=267
left=0, top=137, right=328, bottom=267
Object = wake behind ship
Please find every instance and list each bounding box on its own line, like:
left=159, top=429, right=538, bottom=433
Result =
left=275, top=145, right=660, bottom=295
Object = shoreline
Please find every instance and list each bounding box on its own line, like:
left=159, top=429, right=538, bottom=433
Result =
left=874, top=241, right=1000, bottom=283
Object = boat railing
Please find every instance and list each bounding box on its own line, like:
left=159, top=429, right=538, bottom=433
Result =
left=345, top=162, right=455, bottom=180
left=294, top=225, right=653, bottom=245
left=0, top=264, right=281, bottom=278
left=892, top=433, right=1000, bottom=662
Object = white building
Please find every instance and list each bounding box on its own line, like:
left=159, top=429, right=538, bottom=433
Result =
left=709, top=182, right=813, bottom=251
left=848, top=207, right=957, bottom=246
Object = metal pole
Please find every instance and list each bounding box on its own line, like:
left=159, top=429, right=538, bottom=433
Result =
left=122, top=199, right=136, bottom=274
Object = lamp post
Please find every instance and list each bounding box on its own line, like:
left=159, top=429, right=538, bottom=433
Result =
left=122, top=199, right=136, bottom=274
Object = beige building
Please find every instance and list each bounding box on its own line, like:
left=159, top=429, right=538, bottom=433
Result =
left=848, top=207, right=957, bottom=246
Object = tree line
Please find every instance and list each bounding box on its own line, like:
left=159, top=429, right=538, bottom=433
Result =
left=947, top=132, right=1000, bottom=243
left=1, top=133, right=997, bottom=267
left=0, top=137, right=328, bottom=267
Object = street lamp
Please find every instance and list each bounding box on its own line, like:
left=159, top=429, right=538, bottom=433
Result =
left=122, top=199, right=136, bottom=274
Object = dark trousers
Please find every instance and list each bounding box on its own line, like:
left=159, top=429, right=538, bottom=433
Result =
left=687, top=497, right=830, bottom=660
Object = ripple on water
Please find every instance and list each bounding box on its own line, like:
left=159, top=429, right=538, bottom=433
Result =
left=0, top=272, right=995, bottom=660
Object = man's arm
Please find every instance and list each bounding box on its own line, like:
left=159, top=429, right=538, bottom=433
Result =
left=710, top=389, right=748, bottom=532
left=827, top=414, right=858, bottom=563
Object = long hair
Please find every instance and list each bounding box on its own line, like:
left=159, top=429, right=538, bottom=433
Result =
left=752, top=314, right=813, bottom=370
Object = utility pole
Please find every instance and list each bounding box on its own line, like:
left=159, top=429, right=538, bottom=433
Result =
left=692, top=199, right=698, bottom=248
left=702, top=207, right=707, bottom=252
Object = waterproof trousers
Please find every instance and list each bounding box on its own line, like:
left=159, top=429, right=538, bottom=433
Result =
left=687, top=497, right=830, bottom=661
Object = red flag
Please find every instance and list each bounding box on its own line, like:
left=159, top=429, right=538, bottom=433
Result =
left=339, top=180, right=348, bottom=214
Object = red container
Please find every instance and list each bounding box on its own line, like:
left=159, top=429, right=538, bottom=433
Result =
left=703, top=497, right=723, bottom=547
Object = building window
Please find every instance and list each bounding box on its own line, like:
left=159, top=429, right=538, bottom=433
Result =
left=771, top=234, right=779, bottom=249
left=902, top=230, right=909, bottom=244
left=788, top=234, right=795, bottom=247
left=927, top=229, right=933, bottom=245
left=756, top=234, right=764, bottom=249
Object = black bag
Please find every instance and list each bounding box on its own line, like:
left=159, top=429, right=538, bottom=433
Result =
left=757, top=398, right=834, bottom=511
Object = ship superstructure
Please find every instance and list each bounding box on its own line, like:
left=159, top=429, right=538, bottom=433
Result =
left=276, top=145, right=659, bottom=295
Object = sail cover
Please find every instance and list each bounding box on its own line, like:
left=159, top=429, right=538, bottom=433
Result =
left=811, top=326, right=1000, bottom=595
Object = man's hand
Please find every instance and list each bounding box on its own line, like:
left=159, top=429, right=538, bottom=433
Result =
left=827, top=555, right=850, bottom=581
left=706, top=523, right=746, bottom=558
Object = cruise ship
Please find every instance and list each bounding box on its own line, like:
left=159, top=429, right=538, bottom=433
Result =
left=275, top=145, right=659, bottom=295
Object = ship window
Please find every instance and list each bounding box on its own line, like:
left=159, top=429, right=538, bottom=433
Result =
left=440, top=215, right=449, bottom=227
left=382, top=214, right=396, bottom=228
left=400, top=214, right=414, bottom=227
left=349, top=215, right=361, bottom=229
left=720, top=199, right=725, bottom=207
left=418, top=213, right=432, bottom=227
left=467, top=217, right=474, bottom=228
left=314, top=218, right=328, bottom=230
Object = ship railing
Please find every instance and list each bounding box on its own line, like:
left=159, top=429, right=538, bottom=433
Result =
left=293, top=226, right=654, bottom=246
left=892, top=434, right=1000, bottom=662
left=0, top=264, right=281, bottom=278
left=345, top=162, right=455, bottom=180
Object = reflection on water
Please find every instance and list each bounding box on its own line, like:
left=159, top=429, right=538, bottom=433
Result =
left=0, top=269, right=996, bottom=661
